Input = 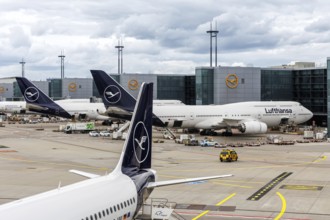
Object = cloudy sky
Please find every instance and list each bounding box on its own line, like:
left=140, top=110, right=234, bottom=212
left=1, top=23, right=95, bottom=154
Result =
left=0, top=0, right=330, bottom=80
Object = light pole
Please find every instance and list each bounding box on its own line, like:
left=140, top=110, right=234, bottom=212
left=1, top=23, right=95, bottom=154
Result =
left=19, top=58, right=26, bottom=77
left=206, top=22, right=219, bottom=67
left=115, top=40, right=124, bottom=74
left=58, top=51, right=65, bottom=79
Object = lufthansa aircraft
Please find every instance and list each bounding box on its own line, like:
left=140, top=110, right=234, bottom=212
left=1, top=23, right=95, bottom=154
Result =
left=91, top=70, right=313, bottom=135
left=0, top=82, right=232, bottom=219
left=0, top=101, right=27, bottom=114
left=0, top=99, right=91, bottom=115
left=16, top=77, right=110, bottom=121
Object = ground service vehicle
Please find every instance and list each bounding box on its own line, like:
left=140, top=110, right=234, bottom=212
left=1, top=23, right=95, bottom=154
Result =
left=99, top=130, right=111, bottom=137
left=64, top=122, right=95, bottom=134
left=200, top=140, right=219, bottom=147
left=89, top=131, right=100, bottom=137
left=220, top=149, right=238, bottom=162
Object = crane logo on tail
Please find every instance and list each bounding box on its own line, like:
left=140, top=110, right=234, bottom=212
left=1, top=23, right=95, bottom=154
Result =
left=24, top=87, right=39, bottom=102
left=103, top=85, right=121, bottom=104
left=133, top=121, right=150, bottom=164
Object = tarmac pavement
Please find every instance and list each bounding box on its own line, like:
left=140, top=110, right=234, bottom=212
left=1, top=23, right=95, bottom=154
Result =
left=0, top=122, right=329, bottom=220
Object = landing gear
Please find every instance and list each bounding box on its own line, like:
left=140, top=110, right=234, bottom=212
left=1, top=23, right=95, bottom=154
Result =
left=200, top=129, right=218, bottom=136
left=221, top=131, right=233, bottom=136
left=221, top=127, right=233, bottom=136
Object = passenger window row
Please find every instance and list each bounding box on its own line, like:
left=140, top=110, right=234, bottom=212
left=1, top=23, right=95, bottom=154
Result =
left=196, top=115, right=223, bottom=117
left=82, top=197, right=136, bottom=220
left=159, top=115, right=185, bottom=118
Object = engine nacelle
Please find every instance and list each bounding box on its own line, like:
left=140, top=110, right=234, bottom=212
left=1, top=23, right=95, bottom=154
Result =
left=238, top=121, right=267, bottom=134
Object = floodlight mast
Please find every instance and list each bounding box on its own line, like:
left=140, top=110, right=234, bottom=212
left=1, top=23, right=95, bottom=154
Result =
left=206, top=21, right=219, bottom=67
left=19, top=58, right=26, bottom=77
left=58, top=51, right=65, bottom=79
left=115, top=40, right=124, bottom=74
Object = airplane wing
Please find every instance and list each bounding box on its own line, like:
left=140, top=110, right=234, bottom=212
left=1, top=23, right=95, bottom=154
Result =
left=222, top=118, right=244, bottom=126
left=146, top=174, right=233, bottom=188
left=69, top=170, right=100, bottom=179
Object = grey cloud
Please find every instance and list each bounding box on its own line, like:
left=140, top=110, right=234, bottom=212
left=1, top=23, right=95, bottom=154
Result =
left=0, top=0, right=330, bottom=79
left=305, top=18, right=330, bottom=33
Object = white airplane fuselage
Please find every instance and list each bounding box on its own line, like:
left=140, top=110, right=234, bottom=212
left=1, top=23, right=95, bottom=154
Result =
left=0, top=173, right=138, bottom=220
left=54, top=101, right=109, bottom=120
left=153, top=101, right=313, bottom=132
left=0, top=100, right=106, bottom=121
left=0, top=101, right=27, bottom=114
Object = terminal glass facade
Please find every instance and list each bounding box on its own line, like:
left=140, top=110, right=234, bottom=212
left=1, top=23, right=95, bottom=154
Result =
left=195, top=68, right=214, bottom=105
left=184, top=75, right=196, bottom=105
left=293, top=69, right=327, bottom=116
left=157, top=75, right=186, bottom=103
left=262, top=68, right=327, bottom=126
left=13, top=82, right=22, bottom=99
left=261, top=69, right=293, bottom=101
left=327, top=58, right=330, bottom=131
left=49, top=79, right=62, bottom=100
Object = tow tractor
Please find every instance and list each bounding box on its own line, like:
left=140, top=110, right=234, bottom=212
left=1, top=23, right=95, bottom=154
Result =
left=219, top=149, right=238, bottom=162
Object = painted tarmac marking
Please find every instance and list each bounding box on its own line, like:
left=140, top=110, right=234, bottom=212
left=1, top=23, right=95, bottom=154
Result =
left=274, top=192, right=286, bottom=220
left=280, top=185, right=323, bottom=191
left=247, top=172, right=292, bottom=201
left=313, top=155, right=327, bottom=163
left=192, top=193, right=236, bottom=220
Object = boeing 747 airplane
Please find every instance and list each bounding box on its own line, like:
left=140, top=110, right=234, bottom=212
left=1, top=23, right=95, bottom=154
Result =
left=91, top=70, right=313, bottom=135
left=0, top=101, right=27, bottom=114
left=0, top=99, right=90, bottom=115
left=16, top=77, right=110, bottom=121
left=0, top=82, right=232, bottom=220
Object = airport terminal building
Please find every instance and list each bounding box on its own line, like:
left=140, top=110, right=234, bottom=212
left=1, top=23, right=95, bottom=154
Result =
left=0, top=60, right=329, bottom=127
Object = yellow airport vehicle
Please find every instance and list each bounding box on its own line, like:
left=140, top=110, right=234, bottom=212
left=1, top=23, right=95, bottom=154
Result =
left=219, top=149, right=238, bottom=162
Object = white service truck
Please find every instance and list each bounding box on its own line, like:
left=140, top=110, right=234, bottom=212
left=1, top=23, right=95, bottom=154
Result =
left=64, top=122, right=95, bottom=134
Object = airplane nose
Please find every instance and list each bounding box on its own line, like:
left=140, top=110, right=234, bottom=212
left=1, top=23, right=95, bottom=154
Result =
left=306, top=108, right=313, bottom=120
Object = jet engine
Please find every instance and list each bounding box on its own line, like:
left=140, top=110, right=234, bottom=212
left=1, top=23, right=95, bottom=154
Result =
left=238, top=121, right=267, bottom=134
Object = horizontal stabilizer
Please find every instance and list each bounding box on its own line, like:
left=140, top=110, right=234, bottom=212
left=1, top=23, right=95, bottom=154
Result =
left=146, top=174, right=233, bottom=188
left=69, top=170, right=100, bottom=179
left=26, top=103, right=49, bottom=111
left=106, top=107, right=132, bottom=116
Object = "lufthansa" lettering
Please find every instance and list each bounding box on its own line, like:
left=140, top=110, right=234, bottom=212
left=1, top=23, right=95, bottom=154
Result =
left=265, top=108, right=293, bottom=114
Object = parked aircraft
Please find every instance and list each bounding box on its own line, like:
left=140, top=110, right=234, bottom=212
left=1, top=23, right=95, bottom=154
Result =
left=16, top=77, right=110, bottom=121
left=0, top=99, right=92, bottom=115
left=0, top=82, right=232, bottom=220
left=0, top=101, right=27, bottom=114
left=91, top=70, right=313, bottom=135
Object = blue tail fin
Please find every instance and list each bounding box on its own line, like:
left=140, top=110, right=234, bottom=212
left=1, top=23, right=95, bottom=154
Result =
left=16, top=77, right=72, bottom=119
left=114, top=82, right=153, bottom=174
left=91, top=70, right=165, bottom=127
left=90, top=70, right=136, bottom=113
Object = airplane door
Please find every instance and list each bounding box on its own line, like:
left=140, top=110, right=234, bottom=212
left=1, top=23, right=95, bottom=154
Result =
left=190, top=112, right=194, bottom=120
